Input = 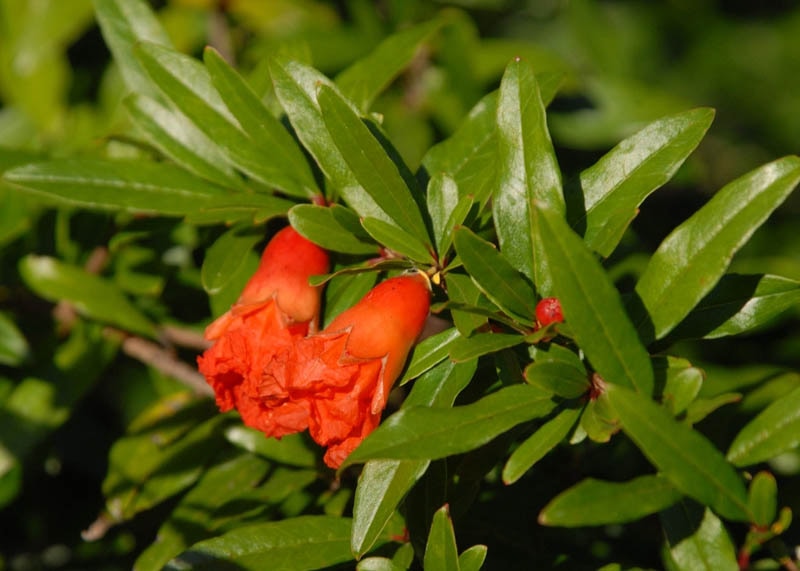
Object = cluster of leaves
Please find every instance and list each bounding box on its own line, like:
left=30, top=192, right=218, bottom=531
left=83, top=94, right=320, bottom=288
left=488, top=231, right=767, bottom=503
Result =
left=1, top=1, right=800, bottom=570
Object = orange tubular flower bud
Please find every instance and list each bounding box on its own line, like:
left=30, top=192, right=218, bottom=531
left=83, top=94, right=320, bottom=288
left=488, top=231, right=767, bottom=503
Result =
left=197, top=227, right=329, bottom=433
left=260, top=273, right=431, bottom=468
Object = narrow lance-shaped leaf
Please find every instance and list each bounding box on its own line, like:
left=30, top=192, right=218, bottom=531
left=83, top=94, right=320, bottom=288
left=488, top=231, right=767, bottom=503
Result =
left=200, top=225, right=263, bottom=295
left=94, top=0, right=171, bottom=98
left=635, top=156, right=800, bottom=342
left=494, top=58, right=564, bottom=292
left=576, top=108, right=715, bottom=257
left=124, top=94, right=244, bottom=190
left=204, top=47, right=319, bottom=198
left=533, top=203, right=654, bottom=394
left=539, top=474, right=682, bottom=527
left=453, top=226, right=536, bottom=325
left=660, top=501, right=739, bottom=571
left=289, top=204, right=378, bottom=255
left=317, top=85, right=431, bottom=244
left=423, top=505, right=460, bottom=571
left=342, top=384, right=556, bottom=468
left=269, top=59, right=386, bottom=218
left=0, top=313, right=30, bottom=367
left=165, top=516, right=355, bottom=571
left=4, top=159, right=224, bottom=216
left=336, top=18, right=442, bottom=113
left=606, top=384, right=751, bottom=522
left=361, top=217, right=435, bottom=264
left=726, top=385, right=800, bottom=467
left=20, top=255, right=156, bottom=338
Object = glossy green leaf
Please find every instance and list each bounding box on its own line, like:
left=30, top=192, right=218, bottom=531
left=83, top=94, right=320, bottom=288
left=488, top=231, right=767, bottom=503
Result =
left=361, top=217, right=435, bottom=264
left=748, top=471, right=777, bottom=528
left=270, top=59, right=386, bottom=219
left=533, top=203, right=654, bottom=395
left=577, top=108, right=715, bottom=257
left=317, top=85, right=430, bottom=243
left=494, top=58, right=564, bottom=291
left=104, top=399, right=226, bottom=522
left=666, top=273, right=800, bottom=341
left=635, top=156, right=800, bottom=341
left=20, top=255, right=156, bottom=337
left=352, top=360, right=475, bottom=557
left=539, top=474, right=682, bottom=526
left=343, top=384, right=556, bottom=467
left=0, top=313, right=29, bottom=366
left=426, top=173, right=473, bottom=259
left=289, top=204, right=378, bottom=255
left=458, top=545, right=488, bottom=571
left=683, top=393, right=742, bottom=426
left=125, top=94, right=244, bottom=190
left=134, top=453, right=271, bottom=571
left=185, top=193, right=294, bottom=226
left=4, top=159, right=224, bottom=216
left=661, top=502, right=738, bottom=571
left=726, top=385, right=800, bottom=467
left=201, top=225, right=263, bottom=295
left=224, top=426, right=316, bottom=468
left=421, top=91, right=498, bottom=206
left=357, top=557, right=406, bottom=571
left=523, top=361, right=590, bottom=399
left=445, top=273, right=488, bottom=335
left=204, top=47, right=318, bottom=198
left=136, top=42, right=310, bottom=197
left=400, top=327, right=462, bottom=385
left=448, top=332, right=525, bottom=363
left=607, top=385, right=750, bottom=522
left=424, top=505, right=460, bottom=571
left=165, top=516, right=354, bottom=571
left=580, top=391, right=619, bottom=443
left=503, top=406, right=582, bottom=484
left=453, top=227, right=535, bottom=324
left=336, top=18, right=442, bottom=112
left=658, top=356, right=704, bottom=416
left=94, top=0, right=170, bottom=97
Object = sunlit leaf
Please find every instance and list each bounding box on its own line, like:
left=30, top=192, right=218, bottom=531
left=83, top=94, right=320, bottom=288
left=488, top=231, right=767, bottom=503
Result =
left=423, top=505, right=460, bottom=571
left=289, top=204, right=378, bottom=255
left=661, top=502, right=738, bottom=571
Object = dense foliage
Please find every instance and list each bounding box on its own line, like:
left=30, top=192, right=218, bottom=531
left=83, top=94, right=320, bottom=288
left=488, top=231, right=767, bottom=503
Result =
left=1, top=1, right=799, bottom=570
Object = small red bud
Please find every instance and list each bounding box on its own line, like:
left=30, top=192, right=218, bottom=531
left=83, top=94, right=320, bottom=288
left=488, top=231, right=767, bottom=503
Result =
left=535, top=297, right=564, bottom=328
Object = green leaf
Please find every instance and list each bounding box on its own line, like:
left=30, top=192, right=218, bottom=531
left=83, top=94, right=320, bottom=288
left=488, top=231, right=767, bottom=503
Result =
left=683, top=393, right=742, bottom=427
left=289, top=204, right=378, bottom=255
left=201, top=225, right=263, bottom=296
left=336, top=18, right=442, bottom=113
left=20, top=255, right=156, bottom=338
left=357, top=557, right=406, bottom=571
left=661, top=502, right=739, bottom=571
left=748, top=471, right=777, bottom=528
left=421, top=91, right=498, bottom=206
left=424, top=505, right=460, bottom=571
left=317, top=85, right=430, bottom=243
left=658, top=356, right=704, bottom=416
left=94, top=0, right=171, bottom=97
left=0, top=313, right=30, bottom=367
left=523, top=361, right=590, bottom=399
left=576, top=108, right=715, bottom=257
left=185, top=193, right=295, bottom=226
left=726, top=385, right=800, bottom=467
left=361, top=217, right=435, bottom=264
left=458, top=545, right=488, bottom=571
left=607, top=385, right=750, bottom=522
left=270, top=59, right=384, bottom=217
left=343, top=384, right=556, bottom=467
left=539, top=474, right=682, bottom=527
left=351, top=360, right=475, bottom=557
left=136, top=42, right=312, bottom=197
left=494, top=58, right=564, bottom=291
left=453, top=227, right=535, bottom=324
left=165, top=516, right=355, bottom=571
left=635, top=156, right=800, bottom=341
left=448, top=332, right=525, bottom=363
left=204, top=47, right=319, bottom=198
left=124, top=94, right=244, bottom=190
left=503, top=406, right=582, bottom=485
left=4, top=159, right=224, bottom=216
left=533, top=203, right=654, bottom=395
left=666, top=274, right=800, bottom=341
left=224, top=426, right=316, bottom=468
left=400, top=327, right=462, bottom=385
left=444, top=273, right=488, bottom=336
left=426, top=173, right=473, bottom=259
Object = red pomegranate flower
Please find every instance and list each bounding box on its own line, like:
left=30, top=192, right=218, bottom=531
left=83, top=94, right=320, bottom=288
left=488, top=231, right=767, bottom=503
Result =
left=260, top=273, right=431, bottom=468
left=197, top=227, right=329, bottom=435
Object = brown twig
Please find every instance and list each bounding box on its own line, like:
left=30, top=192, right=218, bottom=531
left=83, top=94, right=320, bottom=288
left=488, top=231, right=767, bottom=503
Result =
left=160, top=324, right=212, bottom=351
